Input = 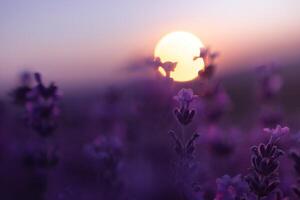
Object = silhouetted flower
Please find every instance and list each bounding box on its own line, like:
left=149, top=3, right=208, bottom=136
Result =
left=215, top=174, right=249, bottom=200
left=153, top=57, right=177, bottom=78
left=246, top=125, right=288, bottom=199
left=194, top=47, right=219, bottom=79
left=26, top=73, right=61, bottom=137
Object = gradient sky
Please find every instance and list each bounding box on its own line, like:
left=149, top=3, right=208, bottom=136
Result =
left=0, top=0, right=300, bottom=90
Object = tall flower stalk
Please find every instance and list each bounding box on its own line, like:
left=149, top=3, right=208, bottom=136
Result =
left=246, top=125, right=289, bottom=200
left=170, top=88, right=199, bottom=198
left=12, top=72, right=61, bottom=200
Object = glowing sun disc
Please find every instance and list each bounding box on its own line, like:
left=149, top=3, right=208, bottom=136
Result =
left=154, top=31, right=205, bottom=82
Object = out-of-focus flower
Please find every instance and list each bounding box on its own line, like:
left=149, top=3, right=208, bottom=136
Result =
left=263, top=125, right=289, bottom=143
left=12, top=72, right=62, bottom=137
left=153, top=57, right=177, bottom=79
left=25, top=73, right=61, bottom=137
left=215, top=174, right=249, bottom=200
left=194, top=47, right=219, bottom=79
left=11, top=71, right=33, bottom=106
left=28, top=73, right=61, bottom=101
left=256, top=65, right=283, bottom=101
left=246, top=126, right=287, bottom=199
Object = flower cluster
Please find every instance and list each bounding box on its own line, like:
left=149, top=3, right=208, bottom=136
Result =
left=215, top=174, right=249, bottom=200
left=25, top=73, right=61, bottom=137
left=173, top=88, right=197, bottom=126
left=194, top=47, right=219, bottom=79
left=12, top=72, right=61, bottom=137
left=12, top=72, right=62, bottom=169
left=246, top=125, right=288, bottom=199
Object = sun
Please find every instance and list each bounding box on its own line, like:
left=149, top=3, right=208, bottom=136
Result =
left=154, top=31, right=205, bottom=82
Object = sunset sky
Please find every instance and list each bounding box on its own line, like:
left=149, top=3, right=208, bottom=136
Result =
left=0, top=0, right=300, bottom=90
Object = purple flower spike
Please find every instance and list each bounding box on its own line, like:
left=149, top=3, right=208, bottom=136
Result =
left=246, top=126, right=287, bottom=199
left=263, top=125, right=289, bottom=143
left=25, top=72, right=62, bottom=137
left=174, top=88, right=198, bottom=107
left=173, top=88, right=198, bottom=126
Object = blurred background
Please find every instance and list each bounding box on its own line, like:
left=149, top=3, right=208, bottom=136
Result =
left=1, top=0, right=300, bottom=94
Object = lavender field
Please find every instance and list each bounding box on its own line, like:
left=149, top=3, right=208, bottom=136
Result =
left=0, top=49, right=300, bottom=200
left=1, top=1, right=300, bottom=200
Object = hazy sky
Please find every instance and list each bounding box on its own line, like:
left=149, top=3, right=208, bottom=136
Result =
left=0, top=0, right=300, bottom=89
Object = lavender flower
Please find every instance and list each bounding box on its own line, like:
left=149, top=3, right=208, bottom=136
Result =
left=168, top=88, right=201, bottom=198
left=173, top=88, right=197, bottom=126
left=194, top=47, right=219, bottom=79
left=174, top=88, right=198, bottom=107
left=11, top=71, right=33, bottom=106
left=263, top=125, right=289, bottom=144
left=215, top=174, right=249, bottom=200
left=153, top=57, right=177, bottom=79
left=26, top=73, right=61, bottom=137
left=246, top=125, right=288, bottom=199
